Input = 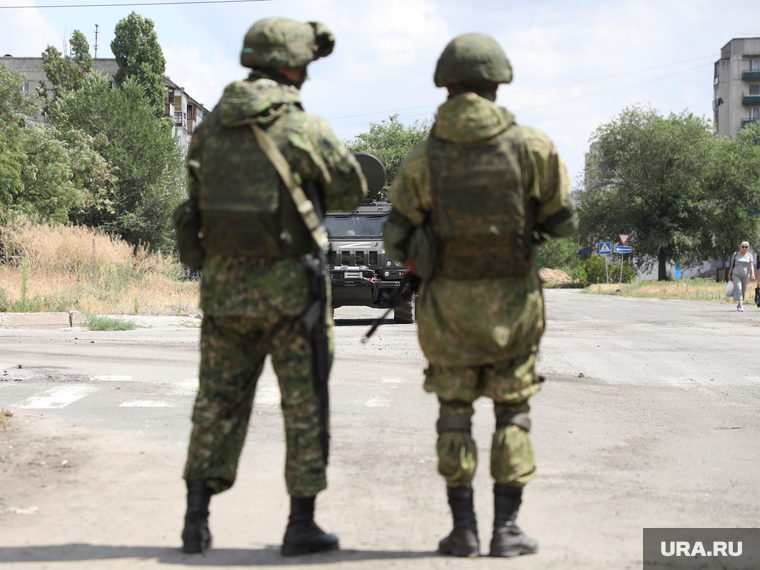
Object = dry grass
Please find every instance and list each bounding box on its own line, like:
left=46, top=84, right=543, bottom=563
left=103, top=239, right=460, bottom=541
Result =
left=585, top=279, right=745, bottom=303
left=0, top=220, right=199, bottom=315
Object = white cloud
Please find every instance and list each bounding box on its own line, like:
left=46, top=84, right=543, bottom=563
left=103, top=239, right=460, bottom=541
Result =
left=3, top=0, right=759, bottom=178
left=1, top=1, right=64, bottom=57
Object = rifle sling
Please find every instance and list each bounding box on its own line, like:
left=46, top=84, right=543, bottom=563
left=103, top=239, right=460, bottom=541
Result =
left=249, top=123, right=328, bottom=249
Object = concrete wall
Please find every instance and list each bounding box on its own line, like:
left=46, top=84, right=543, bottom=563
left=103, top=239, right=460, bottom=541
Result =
left=0, top=56, right=209, bottom=149
left=0, top=56, right=118, bottom=97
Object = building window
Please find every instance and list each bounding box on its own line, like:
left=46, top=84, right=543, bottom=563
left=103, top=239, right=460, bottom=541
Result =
left=21, top=81, right=31, bottom=92
left=751, top=108, right=760, bottom=120
left=750, top=85, right=760, bottom=95
left=751, top=59, right=760, bottom=72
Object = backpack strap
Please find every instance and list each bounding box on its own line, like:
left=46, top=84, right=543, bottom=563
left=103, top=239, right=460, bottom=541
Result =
left=249, top=123, right=328, bottom=249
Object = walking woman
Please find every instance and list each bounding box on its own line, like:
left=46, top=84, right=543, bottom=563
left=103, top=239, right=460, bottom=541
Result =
left=728, top=241, right=755, bottom=311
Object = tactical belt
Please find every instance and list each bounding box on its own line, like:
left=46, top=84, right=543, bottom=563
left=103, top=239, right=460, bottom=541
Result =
left=249, top=123, right=328, bottom=249
left=495, top=411, right=531, bottom=432
left=436, top=415, right=472, bottom=433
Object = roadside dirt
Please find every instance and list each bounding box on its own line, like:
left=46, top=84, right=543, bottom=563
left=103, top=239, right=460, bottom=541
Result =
left=0, top=413, right=95, bottom=519
left=538, top=267, right=573, bottom=284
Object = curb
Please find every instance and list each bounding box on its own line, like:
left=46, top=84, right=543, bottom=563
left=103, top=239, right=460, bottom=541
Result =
left=0, top=311, right=86, bottom=330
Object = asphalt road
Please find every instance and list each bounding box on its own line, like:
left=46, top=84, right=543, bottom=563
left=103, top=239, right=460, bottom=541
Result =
left=0, top=290, right=758, bottom=570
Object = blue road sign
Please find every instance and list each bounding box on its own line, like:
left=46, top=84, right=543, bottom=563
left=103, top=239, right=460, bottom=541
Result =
left=599, top=242, right=612, bottom=254
left=614, top=246, right=632, bottom=253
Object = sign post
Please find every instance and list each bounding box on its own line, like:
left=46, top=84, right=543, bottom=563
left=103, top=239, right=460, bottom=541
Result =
left=599, top=242, right=612, bottom=283
left=614, top=245, right=632, bottom=283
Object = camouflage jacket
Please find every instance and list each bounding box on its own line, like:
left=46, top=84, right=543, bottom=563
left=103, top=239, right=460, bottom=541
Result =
left=188, top=77, right=366, bottom=317
left=383, top=93, right=576, bottom=366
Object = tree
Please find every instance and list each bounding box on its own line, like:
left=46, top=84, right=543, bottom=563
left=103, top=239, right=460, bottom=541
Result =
left=578, top=104, right=760, bottom=280
left=46, top=73, right=184, bottom=251
left=40, top=30, right=94, bottom=99
left=697, top=124, right=760, bottom=265
left=0, top=65, right=36, bottom=209
left=345, top=114, right=431, bottom=187
left=0, top=65, right=112, bottom=224
left=111, top=12, right=167, bottom=117
left=535, top=237, right=584, bottom=279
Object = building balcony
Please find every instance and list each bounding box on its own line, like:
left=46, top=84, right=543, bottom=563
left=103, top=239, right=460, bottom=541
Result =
left=174, top=111, right=187, bottom=128
left=742, top=96, right=760, bottom=105
left=743, top=119, right=759, bottom=127
left=743, top=71, right=760, bottom=80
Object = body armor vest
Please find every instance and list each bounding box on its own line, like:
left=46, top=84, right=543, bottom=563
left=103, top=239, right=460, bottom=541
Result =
left=197, top=111, right=313, bottom=259
left=428, top=125, right=535, bottom=279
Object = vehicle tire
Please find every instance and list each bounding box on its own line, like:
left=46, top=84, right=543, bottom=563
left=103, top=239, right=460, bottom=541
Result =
left=394, top=296, right=415, bottom=324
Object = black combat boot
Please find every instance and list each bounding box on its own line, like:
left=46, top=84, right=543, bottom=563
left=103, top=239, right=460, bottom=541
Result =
left=489, top=483, right=538, bottom=557
left=181, top=480, right=212, bottom=554
left=438, top=484, right=480, bottom=557
left=281, top=496, right=339, bottom=556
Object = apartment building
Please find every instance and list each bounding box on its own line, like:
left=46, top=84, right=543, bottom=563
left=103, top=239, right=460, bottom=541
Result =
left=713, top=38, right=760, bottom=137
left=0, top=55, right=209, bottom=149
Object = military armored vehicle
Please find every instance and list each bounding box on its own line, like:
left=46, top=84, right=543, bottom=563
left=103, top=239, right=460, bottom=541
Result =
left=324, top=153, right=414, bottom=324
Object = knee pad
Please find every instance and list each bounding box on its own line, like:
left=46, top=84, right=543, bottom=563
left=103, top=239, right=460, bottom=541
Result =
left=495, top=410, right=531, bottom=432
left=437, top=415, right=472, bottom=434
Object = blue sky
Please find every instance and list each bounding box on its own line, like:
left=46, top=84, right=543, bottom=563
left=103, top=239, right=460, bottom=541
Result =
left=2, top=0, right=760, bottom=183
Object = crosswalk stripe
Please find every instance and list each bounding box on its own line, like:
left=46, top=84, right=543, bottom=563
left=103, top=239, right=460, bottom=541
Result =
left=18, top=385, right=99, bottom=409
left=90, top=375, right=132, bottom=382
left=119, top=400, right=172, bottom=408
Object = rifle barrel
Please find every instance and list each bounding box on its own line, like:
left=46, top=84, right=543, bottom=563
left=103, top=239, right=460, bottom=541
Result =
left=360, top=306, right=394, bottom=343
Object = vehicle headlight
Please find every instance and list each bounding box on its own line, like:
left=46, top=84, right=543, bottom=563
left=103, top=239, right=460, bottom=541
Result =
left=383, top=271, right=390, bottom=277
left=385, top=260, right=392, bottom=267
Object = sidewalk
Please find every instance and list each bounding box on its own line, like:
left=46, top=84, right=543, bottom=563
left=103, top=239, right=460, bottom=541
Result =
left=0, top=312, right=202, bottom=330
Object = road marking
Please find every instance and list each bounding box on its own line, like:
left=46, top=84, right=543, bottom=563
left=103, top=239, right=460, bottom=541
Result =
left=168, top=379, right=199, bottom=397
left=5, top=506, right=39, bottom=515
left=18, top=385, right=98, bottom=409
left=91, top=375, right=132, bottom=382
left=119, top=400, right=172, bottom=408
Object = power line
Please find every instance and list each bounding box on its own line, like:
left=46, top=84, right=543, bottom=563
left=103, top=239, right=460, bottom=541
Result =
left=0, top=0, right=271, bottom=9
left=327, top=60, right=715, bottom=132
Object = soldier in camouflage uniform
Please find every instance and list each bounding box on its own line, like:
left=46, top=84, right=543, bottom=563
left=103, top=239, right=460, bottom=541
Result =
left=383, top=33, right=577, bottom=558
left=180, top=18, right=366, bottom=556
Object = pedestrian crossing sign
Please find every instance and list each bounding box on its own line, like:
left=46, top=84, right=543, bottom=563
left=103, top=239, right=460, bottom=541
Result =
left=598, top=242, right=612, bottom=254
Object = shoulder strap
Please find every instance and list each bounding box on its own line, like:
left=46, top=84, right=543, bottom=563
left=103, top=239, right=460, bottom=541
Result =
left=519, top=126, right=541, bottom=203
left=249, top=123, right=328, bottom=249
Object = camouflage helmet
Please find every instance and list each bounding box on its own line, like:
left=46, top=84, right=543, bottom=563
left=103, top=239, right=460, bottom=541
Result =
left=434, top=33, right=513, bottom=87
left=240, top=17, right=335, bottom=70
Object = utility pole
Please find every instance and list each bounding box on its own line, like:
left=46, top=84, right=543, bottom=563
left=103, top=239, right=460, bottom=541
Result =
left=94, top=24, right=99, bottom=59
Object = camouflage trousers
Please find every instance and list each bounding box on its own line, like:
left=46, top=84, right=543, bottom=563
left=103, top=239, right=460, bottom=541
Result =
left=183, top=314, right=328, bottom=498
left=425, top=353, right=541, bottom=488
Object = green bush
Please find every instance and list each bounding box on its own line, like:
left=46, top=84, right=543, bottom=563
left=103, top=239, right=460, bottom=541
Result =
left=615, top=262, right=636, bottom=284
left=583, top=255, right=636, bottom=284
left=84, top=314, right=138, bottom=331
left=583, top=255, right=608, bottom=284
left=535, top=237, right=584, bottom=277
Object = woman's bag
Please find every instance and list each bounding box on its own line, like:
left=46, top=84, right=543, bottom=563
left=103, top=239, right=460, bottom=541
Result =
left=725, top=281, right=735, bottom=297
left=755, top=286, right=760, bottom=308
